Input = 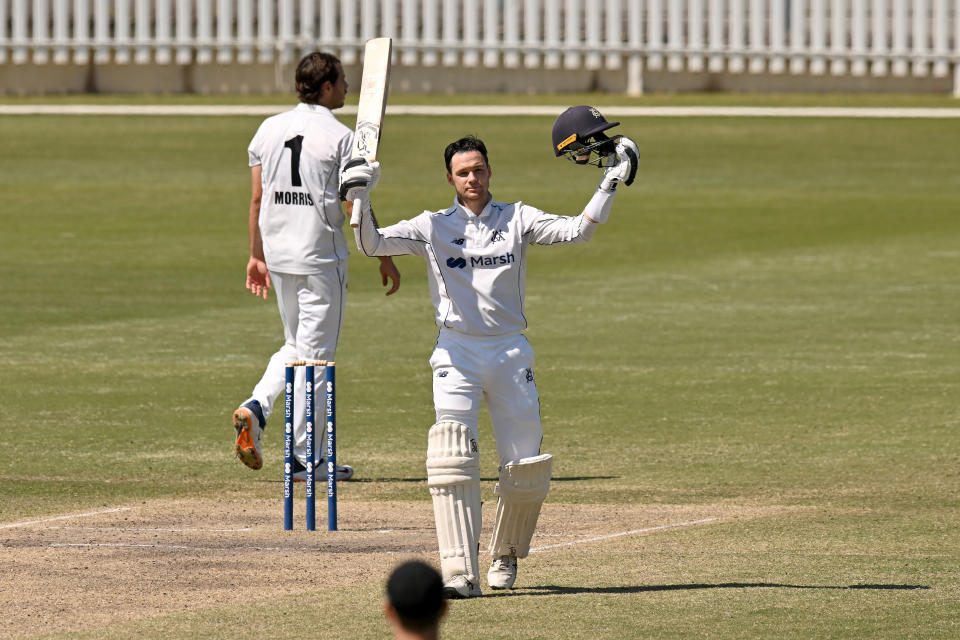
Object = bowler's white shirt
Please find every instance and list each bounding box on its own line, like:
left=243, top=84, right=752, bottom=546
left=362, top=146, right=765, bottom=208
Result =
left=248, top=103, right=353, bottom=274
left=355, top=190, right=613, bottom=336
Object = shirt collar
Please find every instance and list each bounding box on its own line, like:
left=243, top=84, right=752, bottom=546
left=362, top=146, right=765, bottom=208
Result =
left=295, top=102, right=333, bottom=115
left=453, top=194, right=494, bottom=219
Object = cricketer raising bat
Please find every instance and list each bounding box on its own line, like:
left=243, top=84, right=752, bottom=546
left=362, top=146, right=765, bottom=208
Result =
left=349, top=37, right=392, bottom=227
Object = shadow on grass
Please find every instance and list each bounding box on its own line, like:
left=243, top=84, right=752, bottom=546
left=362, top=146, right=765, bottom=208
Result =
left=347, top=475, right=618, bottom=483
left=488, top=583, right=931, bottom=597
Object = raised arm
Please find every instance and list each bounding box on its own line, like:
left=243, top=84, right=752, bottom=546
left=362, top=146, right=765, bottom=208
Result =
left=521, top=190, right=609, bottom=246
left=340, top=160, right=429, bottom=258
left=524, top=136, right=639, bottom=246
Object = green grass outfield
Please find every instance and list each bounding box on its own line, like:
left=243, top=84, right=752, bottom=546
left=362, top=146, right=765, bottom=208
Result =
left=1, top=106, right=958, bottom=638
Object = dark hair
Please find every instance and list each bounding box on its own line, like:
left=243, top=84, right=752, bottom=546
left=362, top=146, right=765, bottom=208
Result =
left=386, top=561, right=445, bottom=633
left=444, top=135, right=488, bottom=172
left=295, top=52, right=341, bottom=104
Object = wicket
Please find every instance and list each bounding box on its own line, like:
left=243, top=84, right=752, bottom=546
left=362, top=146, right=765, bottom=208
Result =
left=283, top=360, right=337, bottom=531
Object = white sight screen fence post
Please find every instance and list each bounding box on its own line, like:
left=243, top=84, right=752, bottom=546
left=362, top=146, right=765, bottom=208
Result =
left=526, top=0, right=542, bottom=69
left=444, top=0, right=461, bottom=67
left=605, top=0, right=622, bottom=70
left=0, top=0, right=958, bottom=96
left=175, top=0, right=191, bottom=65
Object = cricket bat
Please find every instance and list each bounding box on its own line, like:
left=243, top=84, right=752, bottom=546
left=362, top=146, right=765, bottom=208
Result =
left=349, top=37, right=392, bottom=227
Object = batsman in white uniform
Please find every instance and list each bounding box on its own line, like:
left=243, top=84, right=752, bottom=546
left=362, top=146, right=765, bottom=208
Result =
left=233, top=52, right=400, bottom=481
left=341, top=107, right=638, bottom=598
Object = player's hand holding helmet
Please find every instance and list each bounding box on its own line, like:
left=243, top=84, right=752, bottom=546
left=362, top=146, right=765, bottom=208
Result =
left=551, top=105, right=639, bottom=192
left=599, top=137, right=639, bottom=193
left=339, top=158, right=381, bottom=202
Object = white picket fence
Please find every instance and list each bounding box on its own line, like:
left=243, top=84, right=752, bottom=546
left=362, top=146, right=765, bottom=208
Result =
left=1, top=0, right=958, bottom=94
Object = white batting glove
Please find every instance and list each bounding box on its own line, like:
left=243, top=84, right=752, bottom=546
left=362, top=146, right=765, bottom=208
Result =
left=599, top=137, right=639, bottom=193
left=339, top=159, right=381, bottom=202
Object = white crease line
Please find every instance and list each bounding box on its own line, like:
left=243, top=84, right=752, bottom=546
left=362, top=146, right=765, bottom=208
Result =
left=49, top=543, right=292, bottom=551
left=46, top=542, right=424, bottom=553
left=529, top=517, right=719, bottom=553
left=0, top=507, right=132, bottom=530
left=22, top=517, right=719, bottom=554
left=43, top=526, right=254, bottom=533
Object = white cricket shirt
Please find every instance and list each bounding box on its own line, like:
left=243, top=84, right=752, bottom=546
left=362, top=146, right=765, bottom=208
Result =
left=248, top=103, right=353, bottom=274
left=355, top=190, right=614, bottom=336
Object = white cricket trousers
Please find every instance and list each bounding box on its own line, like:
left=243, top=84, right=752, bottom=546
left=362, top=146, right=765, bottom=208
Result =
left=247, top=261, right=347, bottom=465
left=430, top=329, right=543, bottom=466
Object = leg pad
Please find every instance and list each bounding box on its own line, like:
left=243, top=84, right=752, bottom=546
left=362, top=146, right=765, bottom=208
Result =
left=426, top=421, right=481, bottom=584
left=488, top=454, right=552, bottom=559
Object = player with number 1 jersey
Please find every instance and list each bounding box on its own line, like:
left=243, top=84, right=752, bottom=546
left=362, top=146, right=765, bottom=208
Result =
left=249, top=95, right=351, bottom=274
left=232, top=51, right=400, bottom=482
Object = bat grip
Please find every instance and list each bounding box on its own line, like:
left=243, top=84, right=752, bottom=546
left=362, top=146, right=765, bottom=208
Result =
left=349, top=198, right=362, bottom=228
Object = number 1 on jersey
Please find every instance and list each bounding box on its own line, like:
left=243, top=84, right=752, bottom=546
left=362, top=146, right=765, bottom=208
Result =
left=284, top=135, right=304, bottom=187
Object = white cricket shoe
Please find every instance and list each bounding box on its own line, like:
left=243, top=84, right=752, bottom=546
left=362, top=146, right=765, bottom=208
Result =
left=442, top=575, right=482, bottom=599
left=292, top=458, right=355, bottom=482
left=487, top=555, right=518, bottom=590
left=233, top=401, right=265, bottom=470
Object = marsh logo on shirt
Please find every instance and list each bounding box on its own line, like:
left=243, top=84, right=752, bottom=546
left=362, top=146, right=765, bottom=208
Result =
left=470, top=253, right=514, bottom=268
left=447, top=253, right=514, bottom=270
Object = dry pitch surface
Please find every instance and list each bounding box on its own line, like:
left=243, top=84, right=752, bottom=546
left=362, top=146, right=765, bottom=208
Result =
left=0, top=498, right=788, bottom=638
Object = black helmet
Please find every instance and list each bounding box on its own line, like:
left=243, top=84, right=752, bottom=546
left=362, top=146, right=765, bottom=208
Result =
left=552, top=105, right=620, bottom=164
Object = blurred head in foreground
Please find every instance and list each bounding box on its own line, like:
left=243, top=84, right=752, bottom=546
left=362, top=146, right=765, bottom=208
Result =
left=384, top=560, right=448, bottom=640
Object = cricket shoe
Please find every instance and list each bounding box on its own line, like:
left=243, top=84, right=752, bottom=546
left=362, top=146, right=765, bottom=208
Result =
left=487, top=555, right=518, bottom=590
left=233, top=400, right=265, bottom=470
left=291, top=457, right=355, bottom=482
left=442, top=575, right=482, bottom=599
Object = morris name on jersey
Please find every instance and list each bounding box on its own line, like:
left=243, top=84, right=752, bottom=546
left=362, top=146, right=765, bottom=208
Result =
left=273, top=190, right=316, bottom=206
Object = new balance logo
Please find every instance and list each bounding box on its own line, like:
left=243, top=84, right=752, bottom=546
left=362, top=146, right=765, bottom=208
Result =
left=446, top=257, right=467, bottom=269
left=451, top=237, right=466, bottom=246
left=525, top=368, right=535, bottom=383
left=437, top=370, right=449, bottom=378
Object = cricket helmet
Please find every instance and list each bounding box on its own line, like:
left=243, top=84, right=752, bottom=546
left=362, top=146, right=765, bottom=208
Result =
left=552, top=105, right=620, bottom=165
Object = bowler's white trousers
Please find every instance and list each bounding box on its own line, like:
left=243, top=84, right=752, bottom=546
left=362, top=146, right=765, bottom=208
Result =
left=246, top=262, right=347, bottom=465
left=430, top=329, right=542, bottom=466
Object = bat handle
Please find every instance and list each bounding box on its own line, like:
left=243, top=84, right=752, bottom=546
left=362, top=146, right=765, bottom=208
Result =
left=350, top=197, right=362, bottom=228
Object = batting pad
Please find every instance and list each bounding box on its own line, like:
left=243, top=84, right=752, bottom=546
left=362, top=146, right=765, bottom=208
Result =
left=488, top=454, right=553, bottom=559
left=426, top=421, right=482, bottom=584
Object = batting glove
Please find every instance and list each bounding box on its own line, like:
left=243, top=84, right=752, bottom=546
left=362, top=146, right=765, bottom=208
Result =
left=339, top=158, right=381, bottom=202
left=599, top=137, right=639, bottom=193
